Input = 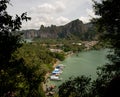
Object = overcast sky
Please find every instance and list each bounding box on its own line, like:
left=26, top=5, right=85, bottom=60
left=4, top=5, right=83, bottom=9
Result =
left=7, top=0, right=97, bottom=30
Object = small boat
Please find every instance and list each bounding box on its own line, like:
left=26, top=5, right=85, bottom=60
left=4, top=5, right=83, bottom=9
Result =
left=58, top=64, right=65, bottom=67
left=56, top=65, right=64, bottom=70
left=50, top=75, right=62, bottom=81
left=51, top=71, right=62, bottom=76
left=52, top=68, right=63, bottom=74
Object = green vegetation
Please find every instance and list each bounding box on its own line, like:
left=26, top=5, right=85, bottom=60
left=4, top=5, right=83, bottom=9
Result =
left=49, top=52, right=65, bottom=61
left=62, top=43, right=85, bottom=53
left=91, top=41, right=109, bottom=50
left=33, top=38, right=86, bottom=55
left=15, top=43, right=54, bottom=70
left=59, top=76, right=91, bottom=97
left=0, top=0, right=58, bottom=96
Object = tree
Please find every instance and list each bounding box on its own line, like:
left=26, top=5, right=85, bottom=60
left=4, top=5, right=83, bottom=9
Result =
left=90, top=0, right=120, bottom=96
left=0, top=0, right=45, bottom=97
left=92, top=0, right=120, bottom=75
left=59, top=76, right=91, bottom=97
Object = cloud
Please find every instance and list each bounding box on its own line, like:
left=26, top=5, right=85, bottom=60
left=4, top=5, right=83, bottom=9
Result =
left=86, top=8, right=100, bottom=18
left=22, top=15, right=70, bottom=29
left=79, top=8, right=101, bottom=24
left=79, top=9, right=95, bottom=23
left=21, top=1, right=68, bottom=29
left=38, top=15, right=54, bottom=23
left=37, top=3, right=55, bottom=14
left=18, top=0, right=95, bottom=29
left=56, top=16, right=70, bottom=25
left=79, top=16, right=90, bottom=23
left=29, top=1, right=66, bottom=14
left=55, top=1, right=66, bottom=12
left=29, top=3, right=55, bottom=14
left=22, top=16, right=52, bottom=29
left=86, top=0, right=93, bottom=4
left=22, top=17, right=46, bottom=29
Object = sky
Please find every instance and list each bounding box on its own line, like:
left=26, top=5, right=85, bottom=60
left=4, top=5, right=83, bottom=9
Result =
left=7, top=0, right=97, bottom=30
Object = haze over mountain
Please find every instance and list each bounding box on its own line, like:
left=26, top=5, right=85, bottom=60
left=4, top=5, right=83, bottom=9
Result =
left=22, top=19, right=97, bottom=40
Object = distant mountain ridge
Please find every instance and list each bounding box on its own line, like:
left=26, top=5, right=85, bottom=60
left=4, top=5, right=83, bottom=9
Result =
left=22, top=19, right=97, bottom=40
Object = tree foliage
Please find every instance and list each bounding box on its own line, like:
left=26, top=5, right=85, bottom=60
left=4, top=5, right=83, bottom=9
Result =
left=59, top=76, right=91, bottom=97
left=0, top=0, right=47, bottom=96
left=92, top=0, right=120, bottom=73
left=87, top=0, right=120, bottom=96
left=92, top=0, right=120, bottom=84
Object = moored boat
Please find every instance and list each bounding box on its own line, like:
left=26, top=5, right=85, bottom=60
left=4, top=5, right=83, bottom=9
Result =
left=50, top=75, right=62, bottom=81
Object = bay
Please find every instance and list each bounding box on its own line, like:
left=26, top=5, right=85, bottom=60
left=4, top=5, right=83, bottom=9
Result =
left=50, top=49, right=109, bottom=87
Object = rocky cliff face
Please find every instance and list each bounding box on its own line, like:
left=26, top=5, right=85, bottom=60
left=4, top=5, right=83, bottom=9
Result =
left=59, top=19, right=86, bottom=38
left=22, top=19, right=96, bottom=40
left=22, top=29, right=39, bottom=39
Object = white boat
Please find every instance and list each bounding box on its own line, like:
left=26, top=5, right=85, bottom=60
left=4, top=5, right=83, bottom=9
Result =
left=58, top=64, right=65, bottom=67
left=50, top=75, right=62, bottom=81
left=52, top=68, right=63, bottom=75
left=54, top=68, right=59, bottom=71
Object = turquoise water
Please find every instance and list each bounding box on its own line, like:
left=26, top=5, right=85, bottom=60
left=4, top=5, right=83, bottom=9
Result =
left=51, top=49, right=109, bottom=86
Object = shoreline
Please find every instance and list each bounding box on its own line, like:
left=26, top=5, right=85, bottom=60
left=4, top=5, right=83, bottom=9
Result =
left=53, top=51, right=74, bottom=68
left=53, top=59, right=60, bottom=68
left=42, top=59, right=60, bottom=92
left=42, top=52, right=74, bottom=93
